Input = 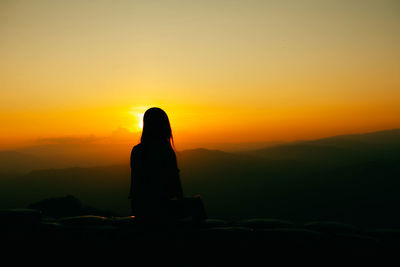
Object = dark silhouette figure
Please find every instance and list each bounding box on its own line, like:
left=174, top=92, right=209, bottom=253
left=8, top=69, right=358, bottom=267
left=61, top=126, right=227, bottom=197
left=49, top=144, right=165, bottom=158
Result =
left=129, top=107, right=184, bottom=221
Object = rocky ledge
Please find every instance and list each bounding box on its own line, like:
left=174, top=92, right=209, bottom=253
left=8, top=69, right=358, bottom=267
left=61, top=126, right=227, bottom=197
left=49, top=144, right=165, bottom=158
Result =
left=1, top=209, right=400, bottom=249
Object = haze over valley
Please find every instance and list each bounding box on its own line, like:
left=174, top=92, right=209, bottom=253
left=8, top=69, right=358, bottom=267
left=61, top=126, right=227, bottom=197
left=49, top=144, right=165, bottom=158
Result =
left=1, top=128, right=399, bottom=229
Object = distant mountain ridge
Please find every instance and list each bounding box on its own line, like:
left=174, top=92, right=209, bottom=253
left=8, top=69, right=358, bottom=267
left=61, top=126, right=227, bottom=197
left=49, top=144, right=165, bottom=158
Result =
left=1, top=128, right=399, bottom=175
left=0, top=128, right=400, bottom=228
left=241, top=128, right=400, bottom=166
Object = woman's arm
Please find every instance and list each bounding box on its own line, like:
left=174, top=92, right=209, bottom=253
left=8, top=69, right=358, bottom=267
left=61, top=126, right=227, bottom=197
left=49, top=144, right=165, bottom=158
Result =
left=171, top=151, right=183, bottom=199
left=129, top=147, right=136, bottom=199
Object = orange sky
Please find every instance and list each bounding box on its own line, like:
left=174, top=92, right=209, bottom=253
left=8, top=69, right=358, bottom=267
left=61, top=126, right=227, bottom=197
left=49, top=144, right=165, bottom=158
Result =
left=1, top=0, right=399, bottom=150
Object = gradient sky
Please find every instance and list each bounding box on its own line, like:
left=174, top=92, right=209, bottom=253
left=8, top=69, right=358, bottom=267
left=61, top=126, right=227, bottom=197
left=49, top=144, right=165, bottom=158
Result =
left=1, top=0, right=399, bottom=150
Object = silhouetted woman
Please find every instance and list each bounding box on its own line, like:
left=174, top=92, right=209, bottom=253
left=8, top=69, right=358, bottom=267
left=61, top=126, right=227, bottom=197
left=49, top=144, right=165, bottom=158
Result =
left=129, top=107, right=183, bottom=221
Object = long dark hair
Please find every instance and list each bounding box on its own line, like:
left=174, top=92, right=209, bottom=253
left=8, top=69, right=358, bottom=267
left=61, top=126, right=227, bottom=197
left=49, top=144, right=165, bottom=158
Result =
left=140, top=107, right=175, bottom=149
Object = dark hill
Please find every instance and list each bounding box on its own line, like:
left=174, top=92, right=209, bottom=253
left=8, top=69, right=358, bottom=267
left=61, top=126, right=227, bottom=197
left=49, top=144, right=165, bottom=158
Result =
left=0, top=165, right=131, bottom=215
left=1, top=128, right=400, bottom=228
left=241, top=128, right=400, bottom=168
left=0, top=151, right=44, bottom=175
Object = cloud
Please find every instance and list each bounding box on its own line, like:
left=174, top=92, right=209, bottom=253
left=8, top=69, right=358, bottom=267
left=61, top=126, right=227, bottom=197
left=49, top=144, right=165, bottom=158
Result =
left=34, top=128, right=140, bottom=145
left=35, top=134, right=103, bottom=145
left=106, top=127, right=140, bottom=144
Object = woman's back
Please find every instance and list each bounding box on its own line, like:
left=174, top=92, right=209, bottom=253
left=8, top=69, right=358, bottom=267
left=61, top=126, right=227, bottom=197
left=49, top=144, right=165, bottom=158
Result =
left=130, top=140, right=183, bottom=218
left=129, top=107, right=206, bottom=222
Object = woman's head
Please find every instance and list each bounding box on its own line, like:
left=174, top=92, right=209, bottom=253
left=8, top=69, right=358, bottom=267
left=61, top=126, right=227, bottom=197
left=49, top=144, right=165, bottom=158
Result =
left=140, top=107, right=174, bottom=148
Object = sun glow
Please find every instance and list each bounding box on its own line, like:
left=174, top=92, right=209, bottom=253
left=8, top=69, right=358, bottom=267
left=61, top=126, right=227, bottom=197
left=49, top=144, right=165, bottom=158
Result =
left=129, top=107, right=146, bottom=132
left=137, top=113, right=144, bottom=130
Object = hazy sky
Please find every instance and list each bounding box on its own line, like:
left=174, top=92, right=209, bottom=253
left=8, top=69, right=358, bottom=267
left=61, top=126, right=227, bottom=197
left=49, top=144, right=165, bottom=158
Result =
left=1, top=0, right=399, bottom=150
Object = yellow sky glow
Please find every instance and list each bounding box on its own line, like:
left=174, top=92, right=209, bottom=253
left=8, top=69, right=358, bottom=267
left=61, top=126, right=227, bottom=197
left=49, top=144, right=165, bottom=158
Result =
left=0, top=0, right=399, bottom=150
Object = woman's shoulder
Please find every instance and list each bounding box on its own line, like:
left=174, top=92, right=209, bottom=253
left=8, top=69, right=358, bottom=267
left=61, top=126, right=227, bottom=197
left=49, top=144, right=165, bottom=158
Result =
left=131, top=143, right=143, bottom=155
left=133, top=143, right=142, bottom=149
left=132, top=141, right=174, bottom=155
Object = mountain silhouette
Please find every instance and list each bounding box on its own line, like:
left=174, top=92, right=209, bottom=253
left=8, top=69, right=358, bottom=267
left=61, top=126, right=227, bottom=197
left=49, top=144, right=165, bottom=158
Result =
left=1, top=128, right=400, bottom=228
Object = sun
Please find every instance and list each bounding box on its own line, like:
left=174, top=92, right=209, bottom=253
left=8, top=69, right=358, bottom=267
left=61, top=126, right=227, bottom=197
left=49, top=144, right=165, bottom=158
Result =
left=128, top=107, right=146, bottom=132
left=137, top=113, right=144, bottom=130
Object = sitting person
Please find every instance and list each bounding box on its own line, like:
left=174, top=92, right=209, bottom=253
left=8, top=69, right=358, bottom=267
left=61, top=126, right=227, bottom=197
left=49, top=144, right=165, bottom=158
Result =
left=129, top=107, right=206, bottom=223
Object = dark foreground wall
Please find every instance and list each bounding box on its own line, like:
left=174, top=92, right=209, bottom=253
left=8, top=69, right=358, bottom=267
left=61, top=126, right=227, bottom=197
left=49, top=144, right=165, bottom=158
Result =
left=1, top=209, right=399, bottom=265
